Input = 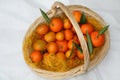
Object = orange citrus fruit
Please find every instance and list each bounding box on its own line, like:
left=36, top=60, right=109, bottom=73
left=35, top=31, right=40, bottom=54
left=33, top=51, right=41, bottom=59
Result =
left=33, top=40, right=47, bottom=51
left=73, top=11, right=82, bottom=23
left=64, top=29, right=73, bottom=41
left=47, top=42, right=58, bottom=53
left=76, top=50, right=84, bottom=60
left=44, top=31, right=56, bottom=42
left=68, top=40, right=78, bottom=49
left=73, top=35, right=80, bottom=44
left=56, top=31, right=64, bottom=41
left=65, top=49, right=76, bottom=58
left=56, top=52, right=66, bottom=60
left=81, top=23, right=94, bottom=34
left=30, top=51, right=42, bottom=63
left=50, top=17, right=63, bottom=32
left=91, top=31, right=105, bottom=47
left=36, top=24, right=49, bottom=35
left=64, top=18, right=72, bottom=29
left=56, top=40, right=68, bottom=52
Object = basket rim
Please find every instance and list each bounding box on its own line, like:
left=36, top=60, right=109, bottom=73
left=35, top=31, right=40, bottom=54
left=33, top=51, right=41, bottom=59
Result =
left=22, top=2, right=110, bottom=79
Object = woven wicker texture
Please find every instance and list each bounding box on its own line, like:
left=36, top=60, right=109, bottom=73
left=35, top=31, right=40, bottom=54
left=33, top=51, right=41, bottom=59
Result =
left=23, top=2, right=110, bottom=79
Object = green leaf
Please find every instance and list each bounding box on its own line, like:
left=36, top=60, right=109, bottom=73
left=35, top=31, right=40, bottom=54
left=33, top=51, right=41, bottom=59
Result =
left=99, top=25, right=109, bottom=35
left=79, top=12, right=87, bottom=24
left=40, top=8, right=51, bottom=23
left=74, top=42, right=83, bottom=53
left=86, top=31, right=93, bottom=54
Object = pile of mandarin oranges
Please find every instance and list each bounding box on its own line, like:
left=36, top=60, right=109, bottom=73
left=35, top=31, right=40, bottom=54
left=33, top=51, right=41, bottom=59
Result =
left=30, top=10, right=107, bottom=63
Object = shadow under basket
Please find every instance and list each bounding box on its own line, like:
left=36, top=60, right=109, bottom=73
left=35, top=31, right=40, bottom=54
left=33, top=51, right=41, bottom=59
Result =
left=23, top=1, right=110, bottom=79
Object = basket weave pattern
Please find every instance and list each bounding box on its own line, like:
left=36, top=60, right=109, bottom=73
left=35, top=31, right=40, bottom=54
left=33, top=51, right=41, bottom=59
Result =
left=23, top=2, right=110, bottom=79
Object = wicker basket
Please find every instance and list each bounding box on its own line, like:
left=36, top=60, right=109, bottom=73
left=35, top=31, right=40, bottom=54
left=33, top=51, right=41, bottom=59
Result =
left=23, top=2, right=110, bottom=79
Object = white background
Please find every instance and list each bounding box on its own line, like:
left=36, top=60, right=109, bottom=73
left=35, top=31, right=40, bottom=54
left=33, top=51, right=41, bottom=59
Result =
left=0, top=0, right=120, bottom=80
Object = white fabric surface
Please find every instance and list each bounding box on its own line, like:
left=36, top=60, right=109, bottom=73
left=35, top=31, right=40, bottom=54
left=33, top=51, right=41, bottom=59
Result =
left=0, top=0, right=120, bottom=80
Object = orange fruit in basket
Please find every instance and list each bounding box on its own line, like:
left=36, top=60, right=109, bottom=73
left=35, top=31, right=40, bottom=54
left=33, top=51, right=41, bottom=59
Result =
left=73, top=11, right=82, bottom=23
left=91, top=31, right=105, bottom=47
left=44, top=31, right=56, bottom=42
left=76, top=50, right=84, bottom=60
left=65, top=49, right=76, bottom=58
left=43, top=52, right=49, bottom=58
left=56, top=31, right=64, bottom=41
left=65, top=50, right=72, bottom=58
left=47, top=42, right=58, bottom=53
left=64, top=18, right=72, bottom=29
left=50, top=17, right=63, bottom=32
left=68, top=40, right=78, bottom=49
left=56, top=40, right=68, bottom=52
left=56, top=52, right=66, bottom=60
left=36, top=24, right=49, bottom=35
left=73, top=35, right=80, bottom=44
left=81, top=23, right=94, bottom=34
left=30, top=51, right=42, bottom=63
left=33, top=40, right=47, bottom=51
left=64, top=29, right=73, bottom=41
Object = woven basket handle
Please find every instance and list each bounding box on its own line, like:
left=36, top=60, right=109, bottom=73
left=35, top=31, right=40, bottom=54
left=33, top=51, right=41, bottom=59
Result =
left=51, top=2, right=90, bottom=72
